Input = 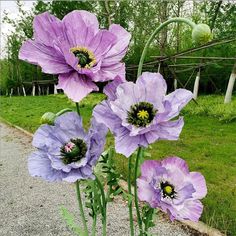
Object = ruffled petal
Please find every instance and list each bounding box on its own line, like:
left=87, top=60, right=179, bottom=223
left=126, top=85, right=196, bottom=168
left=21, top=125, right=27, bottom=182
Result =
left=103, top=75, right=125, bottom=100
left=92, top=62, right=126, bottom=82
left=28, top=151, right=63, bottom=182
left=57, top=72, right=98, bottom=102
left=136, top=72, right=167, bottom=112
left=161, top=156, right=189, bottom=175
left=93, top=101, right=122, bottom=135
left=19, top=40, right=72, bottom=74
left=163, top=89, right=193, bottom=120
left=145, top=117, right=184, bottom=143
left=54, top=112, right=86, bottom=139
left=88, top=30, right=116, bottom=59
left=175, top=200, right=203, bottom=222
left=33, top=12, right=64, bottom=47
left=140, top=160, right=162, bottom=181
left=62, top=10, right=99, bottom=47
left=102, top=24, right=131, bottom=66
left=189, top=172, right=207, bottom=199
left=114, top=127, right=148, bottom=157
left=137, top=178, right=159, bottom=208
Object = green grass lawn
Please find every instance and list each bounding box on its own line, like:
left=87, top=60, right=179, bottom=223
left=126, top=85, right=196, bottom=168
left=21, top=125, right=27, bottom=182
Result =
left=1, top=94, right=236, bottom=235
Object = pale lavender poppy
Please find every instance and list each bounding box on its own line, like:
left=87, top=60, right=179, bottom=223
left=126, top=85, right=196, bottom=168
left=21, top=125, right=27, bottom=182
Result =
left=19, top=11, right=131, bottom=102
left=28, top=112, right=107, bottom=182
left=93, top=72, right=193, bottom=157
left=137, top=157, right=207, bottom=222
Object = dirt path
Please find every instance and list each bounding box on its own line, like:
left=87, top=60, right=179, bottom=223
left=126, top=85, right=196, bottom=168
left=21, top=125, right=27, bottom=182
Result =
left=0, top=122, right=195, bottom=236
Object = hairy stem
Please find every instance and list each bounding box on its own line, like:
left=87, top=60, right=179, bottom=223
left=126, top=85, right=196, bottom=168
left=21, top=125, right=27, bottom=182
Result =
left=76, top=181, right=89, bottom=236
left=128, top=156, right=134, bottom=236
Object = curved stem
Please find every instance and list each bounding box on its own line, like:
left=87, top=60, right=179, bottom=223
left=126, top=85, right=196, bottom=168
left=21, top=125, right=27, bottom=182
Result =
left=56, top=108, right=73, bottom=117
left=92, top=215, right=97, bottom=236
left=95, top=175, right=107, bottom=236
left=137, top=17, right=196, bottom=77
left=128, top=156, right=134, bottom=236
left=76, top=181, right=89, bottom=236
left=134, top=147, right=144, bottom=235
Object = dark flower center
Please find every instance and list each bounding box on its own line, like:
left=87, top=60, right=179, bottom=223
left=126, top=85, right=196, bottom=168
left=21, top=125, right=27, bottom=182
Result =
left=70, top=47, right=96, bottom=68
left=60, top=138, right=87, bottom=165
left=160, top=181, right=176, bottom=199
left=127, top=101, right=157, bottom=127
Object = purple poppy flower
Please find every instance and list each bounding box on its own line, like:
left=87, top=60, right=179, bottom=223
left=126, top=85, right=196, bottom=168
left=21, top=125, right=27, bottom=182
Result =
left=19, top=11, right=131, bottom=102
left=28, top=112, right=107, bottom=182
left=93, top=72, right=193, bottom=157
left=137, top=157, right=207, bottom=222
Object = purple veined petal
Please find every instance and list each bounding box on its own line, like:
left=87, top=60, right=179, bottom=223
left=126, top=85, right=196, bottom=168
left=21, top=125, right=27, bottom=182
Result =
left=103, top=75, right=125, bottom=100
left=88, top=30, right=116, bottom=59
left=189, top=172, right=207, bottom=199
left=33, top=12, right=64, bottom=47
left=32, top=124, right=69, bottom=156
left=92, top=62, right=126, bottom=82
left=62, top=10, right=99, bottom=47
left=136, top=72, right=167, bottom=112
left=62, top=169, right=94, bottom=183
left=137, top=178, right=159, bottom=208
left=28, top=151, right=63, bottom=182
left=161, top=156, right=189, bottom=175
left=101, top=24, right=131, bottom=66
left=163, top=88, right=193, bottom=120
left=173, top=183, right=196, bottom=205
left=175, top=200, right=203, bottom=222
left=140, top=160, right=162, bottom=182
left=57, top=72, right=98, bottom=102
left=19, top=40, right=73, bottom=74
left=114, top=126, right=148, bottom=157
left=93, top=100, right=122, bottom=134
left=54, top=112, right=86, bottom=139
left=145, top=117, right=184, bottom=144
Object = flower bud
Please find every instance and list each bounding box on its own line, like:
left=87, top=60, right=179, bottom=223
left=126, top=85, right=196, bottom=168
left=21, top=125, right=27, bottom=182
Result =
left=40, top=112, right=56, bottom=125
left=192, top=24, right=212, bottom=44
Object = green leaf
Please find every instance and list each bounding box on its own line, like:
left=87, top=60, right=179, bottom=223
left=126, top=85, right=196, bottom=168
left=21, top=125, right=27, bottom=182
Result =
left=60, top=206, right=86, bottom=236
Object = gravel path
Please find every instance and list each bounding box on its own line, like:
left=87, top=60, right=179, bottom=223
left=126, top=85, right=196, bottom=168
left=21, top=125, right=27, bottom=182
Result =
left=0, top=122, right=196, bottom=236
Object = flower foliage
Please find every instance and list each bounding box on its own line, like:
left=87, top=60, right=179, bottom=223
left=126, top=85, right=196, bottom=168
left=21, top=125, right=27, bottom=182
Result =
left=137, top=157, right=207, bottom=221
left=28, top=112, right=107, bottom=182
left=19, top=10, right=131, bottom=102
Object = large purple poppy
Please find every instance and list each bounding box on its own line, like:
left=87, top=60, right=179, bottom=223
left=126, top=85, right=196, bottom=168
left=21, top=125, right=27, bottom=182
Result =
left=137, top=157, right=207, bottom=222
left=93, top=72, right=193, bottom=157
left=28, top=112, right=107, bottom=182
left=19, top=11, right=131, bottom=102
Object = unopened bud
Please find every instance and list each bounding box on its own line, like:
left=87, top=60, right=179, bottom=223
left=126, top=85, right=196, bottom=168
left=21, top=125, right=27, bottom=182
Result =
left=192, top=24, right=212, bottom=44
left=40, top=112, right=56, bottom=125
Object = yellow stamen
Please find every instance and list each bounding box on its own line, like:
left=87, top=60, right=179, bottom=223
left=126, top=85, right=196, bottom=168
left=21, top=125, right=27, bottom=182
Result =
left=164, top=185, right=173, bottom=195
left=137, top=110, right=149, bottom=120
left=70, top=46, right=96, bottom=68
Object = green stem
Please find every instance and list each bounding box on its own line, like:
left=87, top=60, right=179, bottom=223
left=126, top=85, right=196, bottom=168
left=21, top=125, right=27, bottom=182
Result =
left=75, top=102, right=81, bottom=116
left=95, top=175, right=107, bottom=236
left=92, top=215, right=97, bottom=236
left=134, top=147, right=144, bottom=235
left=128, top=156, right=134, bottom=236
left=55, top=108, right=73, bottom=117
left=137, top=17, right=196, bottom=77
left=76, top=181, right=89, bottom=236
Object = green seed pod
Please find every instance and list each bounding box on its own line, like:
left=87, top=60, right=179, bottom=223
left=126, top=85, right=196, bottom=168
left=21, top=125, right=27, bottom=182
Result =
left=192, top=24, right=212, bottom=44
left=40, top=112, right=56, bottom=125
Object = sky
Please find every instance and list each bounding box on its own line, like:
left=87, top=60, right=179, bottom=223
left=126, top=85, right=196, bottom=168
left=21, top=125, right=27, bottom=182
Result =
left=0, top=0, right=35, bottom=58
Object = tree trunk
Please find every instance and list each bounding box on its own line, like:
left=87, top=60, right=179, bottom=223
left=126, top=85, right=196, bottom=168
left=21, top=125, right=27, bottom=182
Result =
left=224, top=63, right=236, bottom=104
left=22, top=86, right=26, bottom=96
left=193, top=69, right=201, bottom=100
left=32, top=85, right=35, bottom=96
left=54, top=84, right=58, bottom=94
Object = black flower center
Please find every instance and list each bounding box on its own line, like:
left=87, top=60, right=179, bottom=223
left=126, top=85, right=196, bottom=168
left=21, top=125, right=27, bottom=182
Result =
left=60, top=138, right=87, bottom=165
left=160, top=181, right=176, bottom=199
left=127, top=102, right=157, bottom=127
left=70, top=47, right=96, bottom=68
